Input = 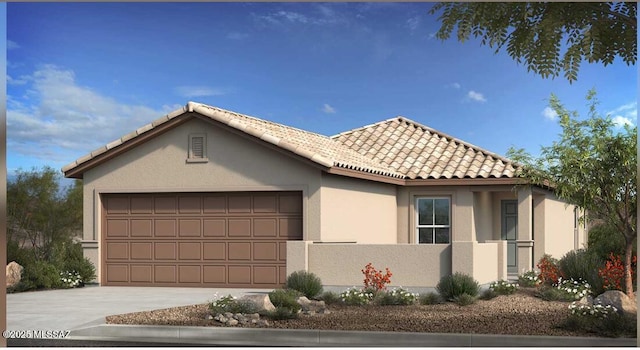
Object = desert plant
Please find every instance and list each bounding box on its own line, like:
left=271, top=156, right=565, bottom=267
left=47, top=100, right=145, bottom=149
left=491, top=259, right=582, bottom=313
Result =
left=362, top=263, right=392, bottom=291
left=318, top=291, right=341, bottom=305
left=598, top=252, right=637, bottom=293
left=436, top=272, right=479, bottom=300
left=452, top=293, right=476, bottom=306
left=209, top=295, right=259, bottom=315
left=561, top=302, right=636, bottom=337
left=18, top=260, right=62, bottom=291
left=480, top=288, right=499, bottom=300
left=373, top=287, right=418, bottom=306
left=558, top=249, right=605, bottom=295
left=537, top=254, right=561, bottom=285
left=285, top=270, right=323, bottom=299
left=263, top=306, right=299, bottom=320
left=418, top=292, right=442, bottom=305
left=268, top=289, right=302, bottom=313
left=518, top=270, right=541, bottom=287
left=489, top=280, right=518, bottom=295
left=339, top=287, right=374, bottom=306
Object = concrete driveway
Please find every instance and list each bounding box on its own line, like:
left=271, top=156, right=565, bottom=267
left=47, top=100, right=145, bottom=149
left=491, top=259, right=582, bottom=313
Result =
left=6, top=285, right=271, bottom=331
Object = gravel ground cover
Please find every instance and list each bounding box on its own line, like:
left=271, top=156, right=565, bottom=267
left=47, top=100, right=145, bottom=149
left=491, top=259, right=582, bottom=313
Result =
left=105, top=288, right=601, bottom=337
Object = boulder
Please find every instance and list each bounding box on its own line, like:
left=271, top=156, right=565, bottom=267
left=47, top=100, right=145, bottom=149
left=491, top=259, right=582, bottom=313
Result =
left=593, top=290, right=637, bottom=316
left=6, top=261, right=23, bottom=288
left=296, top=296, right=329, bottom=315
left=576, top=295, right=594, bottom=306
left=239, top=294, right=275, bottom=312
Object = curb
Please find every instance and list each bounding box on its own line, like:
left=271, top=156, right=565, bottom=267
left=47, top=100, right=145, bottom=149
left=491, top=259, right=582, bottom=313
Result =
left=69, top=324, right=637, bottom=347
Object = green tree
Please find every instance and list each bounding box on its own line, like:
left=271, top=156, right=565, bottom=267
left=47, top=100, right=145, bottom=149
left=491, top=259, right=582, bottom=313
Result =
left=7, top=167, right=83, bottom=262
left=507, top=90, right=637, bottom=297
left=429, top=2, right=637, bottom=82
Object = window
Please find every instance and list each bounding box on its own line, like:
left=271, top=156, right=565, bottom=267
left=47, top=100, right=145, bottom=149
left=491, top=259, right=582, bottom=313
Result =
left=188, top=134, right=208, bottom=162
left=416, top=197, right=450, bottom=244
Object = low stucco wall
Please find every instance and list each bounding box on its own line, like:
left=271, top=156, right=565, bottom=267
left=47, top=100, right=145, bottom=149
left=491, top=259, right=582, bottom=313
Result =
left=542, top=194, right=579, bottom=259
left=473, top=242, right=502, bottom=285
left=307, top=243, right=452, bottom=287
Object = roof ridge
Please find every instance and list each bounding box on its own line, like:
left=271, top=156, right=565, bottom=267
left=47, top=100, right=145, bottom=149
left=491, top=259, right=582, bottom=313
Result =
left=330, top=116, right=403, bottom=139
left=394, top=116, right=515, bottom=165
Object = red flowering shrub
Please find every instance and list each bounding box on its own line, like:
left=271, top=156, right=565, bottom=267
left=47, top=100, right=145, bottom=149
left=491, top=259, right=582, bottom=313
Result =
left=362, top=263, right=392, bottom=291
left=598, top=252, right=637, bottom=291
left=537, top=254, right=561, bottom=285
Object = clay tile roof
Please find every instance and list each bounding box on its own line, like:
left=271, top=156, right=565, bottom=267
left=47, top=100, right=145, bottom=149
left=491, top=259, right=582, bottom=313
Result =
left=62, top=103, right=519, bottom=182
left=331, top=116, right=518, bottom=180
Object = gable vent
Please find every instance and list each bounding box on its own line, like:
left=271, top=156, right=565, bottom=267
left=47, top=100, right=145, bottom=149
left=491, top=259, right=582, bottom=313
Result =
left=192, top=136, right=204, bottom=158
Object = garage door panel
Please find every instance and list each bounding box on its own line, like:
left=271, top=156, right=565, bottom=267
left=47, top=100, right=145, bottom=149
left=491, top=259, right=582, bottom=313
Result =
left=103, top=192, right=301, bottom=287
left=203, top=219, right=226, bottom=237
left=203, top=242, right=226, bottom=260
left=179, top=242, right=201, bottom=260
left=228, top=266, right=251, bottom=284
left=179, top=219, right=201, bottom=237
left=130, top=242, right=152, bottom=260
left=131, top=265, right=153, bottom=282
left=106, top=242, right=128, bottom=260
left=179, top=266, right=202, bottom=283
left=131, top=219, right=152, bottom=237
left=228, top=219, right=251, bottom=237
left=155, top=220, right=177, bottom=237
left=155, top=242, right=177, bottom=260
left=131, top=197, right=153, bottom=214
left=154, top=265, right=177, bottom=283
left=106, top=219, right=129, bottom=237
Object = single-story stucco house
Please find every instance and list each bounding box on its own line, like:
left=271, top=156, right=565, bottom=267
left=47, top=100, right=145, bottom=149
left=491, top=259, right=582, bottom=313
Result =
left=62, top=102, right=587, bottom=288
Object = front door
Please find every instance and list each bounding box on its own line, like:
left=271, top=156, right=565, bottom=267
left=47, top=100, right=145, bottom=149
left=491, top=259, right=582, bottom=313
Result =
left=501, top=200, right=518, bottom=274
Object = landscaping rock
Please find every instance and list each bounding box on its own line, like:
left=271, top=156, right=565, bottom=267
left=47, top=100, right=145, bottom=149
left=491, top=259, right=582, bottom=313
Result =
left=576, top=295, right=593, bottom=306
left=6, top=261, right=23, bottom=288
left=226, top=319, right=239, bottom=326
left=239, top=294, right=275, bottom=312
left=593, top=290, right=637, bottom=316
left=296, top=296, right=329, bottom=315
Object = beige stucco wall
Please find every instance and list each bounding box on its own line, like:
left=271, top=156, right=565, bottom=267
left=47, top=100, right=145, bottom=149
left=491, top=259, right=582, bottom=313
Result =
left=81, top=117, right=324, bottom=281
left=307, top=243, right=452, bottom=287
left=539, top=192, right=580, bottom=260
left=319, top=173, right=397, bottom=243
left=473, top=191, right=493, bottom=242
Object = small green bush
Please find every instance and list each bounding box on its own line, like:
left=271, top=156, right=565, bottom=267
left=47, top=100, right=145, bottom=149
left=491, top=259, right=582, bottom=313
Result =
left=490, top=280, right=518, bottom=295
left=561, top=302, right=636, bottom=337
left=18, top=260, right=61, bottom=291
left=480, top=288, right=498, bottom=300
left=285, top=270, right=323, bottom=299
left=518, top=270, right=540, bottom=287
left=452, top=293, right=476, bottom=306
left=318, top=291, right=341, bottom=305
left=268, top=289, right=302, bottom=313
left=418, top=292, right=442, bottom=305
left=557, top=249, right=604, bottom=296
left=339, top=287, right=374, bottom=306
left=263, top=306, right=299, bottom=320
left=535, top=286, right=576, bottom=302
left=436, top=273, right=479, bottom=300
left=373, top=287, right=418, bottom=306
left=209, top=295, right=259, bottom=315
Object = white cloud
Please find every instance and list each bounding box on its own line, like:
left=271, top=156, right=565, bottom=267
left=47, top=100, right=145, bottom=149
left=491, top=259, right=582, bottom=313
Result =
left=174, top=86, right=226, bottom=98
left=446, top=82, right=461, bottom=89
left=254, top=5, right=346, bottom=27
left=612, top=116, right=633, bottom=128
left=406, top=16, right=421, bottom=32
left=7, top=65, right=180, bottom=164
left=542, top=107, right=558, bottom=121
left=7, top=40, right=20, bottom=50
left=467, top=90, right=487, bottom=103
left=322, top=103, right=336, bottom=114
left=7, top=75, right=28, bottom=85
left=608, top=101, right=637, bottom=128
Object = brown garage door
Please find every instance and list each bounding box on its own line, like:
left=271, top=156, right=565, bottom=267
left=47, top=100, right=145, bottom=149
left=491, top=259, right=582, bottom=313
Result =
left=102, top=192, right=302, bottom=287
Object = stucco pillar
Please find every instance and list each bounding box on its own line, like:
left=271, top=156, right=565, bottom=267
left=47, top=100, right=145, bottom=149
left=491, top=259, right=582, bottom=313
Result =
left=454, top=188, right=476, bottom=242
left=287, top=241, right=310, bottom=276
left=82, top=240, right=99, bottom=283
left=451, top=241, right=474, bottom=277
left=517, top=187, right=534, bottom=273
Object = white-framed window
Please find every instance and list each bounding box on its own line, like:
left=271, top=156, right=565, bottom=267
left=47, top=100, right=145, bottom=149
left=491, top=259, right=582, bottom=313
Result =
left=187, top=134, right=208, bottom=162
left=416, top=197, right=451, bottom=244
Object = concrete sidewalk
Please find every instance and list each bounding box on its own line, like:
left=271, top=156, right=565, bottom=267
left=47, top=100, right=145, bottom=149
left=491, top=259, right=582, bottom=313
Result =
left=6, top=285, right=269, bottom=331
left=7, top=286, right=637, bottom=347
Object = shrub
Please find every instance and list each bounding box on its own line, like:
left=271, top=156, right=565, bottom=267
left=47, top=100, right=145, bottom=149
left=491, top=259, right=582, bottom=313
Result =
left=436, top=273, right=479, bottom=300
left=587, top=223, right=633, bottom=262
left=18, top=260, right=62, bottom=291
left=263, top=306, right=299, bottom=320
left=418, top=292, right=442, bottom=305
left=318, top=291, right=341, bottom=305
left=598, top=252, right=637, bottom=292
left=480, top=288, right=499, bottom=300
left=340, top=287, right=374, bottom=306
left=537, top=254, right=561, bottom=285
left=209, top=294, right=259, bottom=315
left=452, top=293, right=476, bottom=306
left=59, top=271, right=82, bottom=288
left=362, top=263, right=392, bottom=291
left=561, top=302, right=637, bottom=337
left=489, top=280, right=518, bottom=295
left=373, top=287, right=418, bottom=306
left=285, top=270, right=323, bottom=299
left=534, top=278, right=590, bottom=302
left=558, top=249, right=605, bottom=295
left=518, top=270, right=540, bottom=287
left=268, top=289, right=302, bottom=313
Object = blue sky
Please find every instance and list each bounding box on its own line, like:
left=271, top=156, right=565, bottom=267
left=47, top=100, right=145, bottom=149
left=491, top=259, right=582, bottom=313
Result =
left=6, top=2, right=637, bottom=181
